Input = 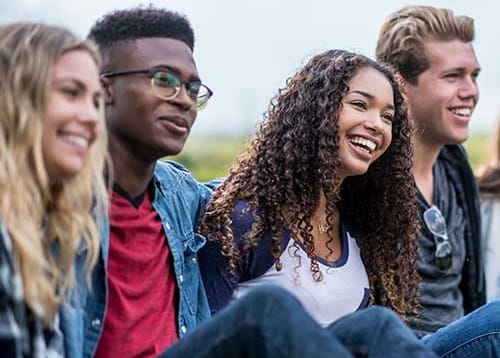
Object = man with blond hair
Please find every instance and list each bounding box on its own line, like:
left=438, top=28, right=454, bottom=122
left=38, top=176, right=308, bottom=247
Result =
left=377, top=5, right=500, bottom=357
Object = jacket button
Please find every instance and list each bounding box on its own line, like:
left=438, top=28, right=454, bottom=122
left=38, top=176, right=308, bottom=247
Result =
left=91, top=318, right=101, bottom=327
left=179, top=275, right=184, bottom=283
left=180, top=325, right=187, bottom=334
left=191, top=257, right=197, bottom=263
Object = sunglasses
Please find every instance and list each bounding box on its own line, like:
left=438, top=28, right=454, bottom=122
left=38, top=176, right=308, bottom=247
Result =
left=423, top=205, right=452, bottom=272
left=101, top=67, right=213, bottom=110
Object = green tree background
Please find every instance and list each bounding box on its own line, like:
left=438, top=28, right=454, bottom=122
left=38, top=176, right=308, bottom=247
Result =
left=172, top=133, right=491, bottom=182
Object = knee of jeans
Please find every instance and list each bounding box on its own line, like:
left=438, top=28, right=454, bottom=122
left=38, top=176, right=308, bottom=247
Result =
left=241, top=285, right=301, bottom=313
left=477, top=300, right=500, bottom=316
left=362, top=305, right=401, bottom=324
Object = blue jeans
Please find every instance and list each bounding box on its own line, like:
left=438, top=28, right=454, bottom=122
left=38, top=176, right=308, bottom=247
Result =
left=422, top=301, right=500, bottom=358
left=161, top=285, right=436, bottom=357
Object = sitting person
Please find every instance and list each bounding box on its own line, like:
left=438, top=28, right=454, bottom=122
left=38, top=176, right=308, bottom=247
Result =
left=377, top=6, right=500, bottom=357
left=199, top=49, right=427, bottom=355
left=0, top=22, right=108, bottom=357
left=84, top=7, right=435, bottom=358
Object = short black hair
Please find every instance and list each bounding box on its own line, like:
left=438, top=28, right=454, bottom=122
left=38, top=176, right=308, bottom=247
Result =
left=88, top=5, right=195, bottom=56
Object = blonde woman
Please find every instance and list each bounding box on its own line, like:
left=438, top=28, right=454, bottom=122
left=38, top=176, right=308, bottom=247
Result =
left=478, top=121, right=500, bottom=301
left=0, top=23, right=108, bottom=357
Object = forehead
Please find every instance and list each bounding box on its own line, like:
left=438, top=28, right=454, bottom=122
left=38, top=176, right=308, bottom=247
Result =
left=108, top=37, right=198, bottom=79
left=347, top=67, right=394, bottom=105
left=423, top=39, right=479, bottom=72
left=53, top=49, right=100, bottom=86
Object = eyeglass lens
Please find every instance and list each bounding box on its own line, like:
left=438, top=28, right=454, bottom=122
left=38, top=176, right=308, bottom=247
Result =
left=151, top=70, right=210, bottom=109
left=423, top=206, right=452, bottom=271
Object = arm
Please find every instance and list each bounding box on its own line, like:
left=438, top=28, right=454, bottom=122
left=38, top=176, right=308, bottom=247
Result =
left=198, top=239, right=240, bottom=315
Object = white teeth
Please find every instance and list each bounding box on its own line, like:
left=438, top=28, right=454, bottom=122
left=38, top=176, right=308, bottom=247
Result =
left=61, top=134, right=88, bottom=148
left=451, top=108, right=472, bottom=117
left=349, top=136, right=376, bottom=152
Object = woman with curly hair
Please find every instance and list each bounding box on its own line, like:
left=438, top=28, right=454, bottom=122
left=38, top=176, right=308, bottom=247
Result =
left=0, top=23, right=108, bottom=357
left=478, top=120, right=500, bottom=302
left=199, top=49, right=421, bottom=326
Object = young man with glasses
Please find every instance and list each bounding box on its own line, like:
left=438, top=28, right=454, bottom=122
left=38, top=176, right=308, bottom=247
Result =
left=376, top=5, right=500, bottom=357
left=61, top=6, right=437, bottom=358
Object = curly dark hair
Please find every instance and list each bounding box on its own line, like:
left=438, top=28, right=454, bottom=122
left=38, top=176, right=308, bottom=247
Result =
left=88, top=5, right=194, bottom=58
left=200, top=49, right=421, bottom=318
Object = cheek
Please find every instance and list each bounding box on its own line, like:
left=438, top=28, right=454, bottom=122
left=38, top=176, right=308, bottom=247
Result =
left=378, top=129, right=393, bottom=157
left=188, top=108, right=198, bottom=125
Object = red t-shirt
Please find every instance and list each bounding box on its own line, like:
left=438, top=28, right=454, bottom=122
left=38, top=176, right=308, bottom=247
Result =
left=94, top=187, right=179, bottom=358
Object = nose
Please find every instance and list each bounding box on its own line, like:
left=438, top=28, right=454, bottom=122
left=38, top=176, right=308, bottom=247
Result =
left=364, top=111, right=386, bottom=135
left=170, top=84, right=196, bottom=111
left=78, top=97, right=100, bottom=126
left=458, top=76, right=479, bottom=103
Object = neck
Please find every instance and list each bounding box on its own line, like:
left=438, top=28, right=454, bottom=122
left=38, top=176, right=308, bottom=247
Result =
left=311, top=193, right=340, bottom=236
left=412, top=135, right=443, bottom=204
left=108, top=135, right=156, bottom=197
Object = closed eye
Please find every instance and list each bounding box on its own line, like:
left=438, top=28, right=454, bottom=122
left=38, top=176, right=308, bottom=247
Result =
left=62, top=87, right=80, bottom=98
left=443, top=73, right=460, bottom=82
left=350, top=100, right=367, bottom=110
left=382, top=113, right=394, bottom=123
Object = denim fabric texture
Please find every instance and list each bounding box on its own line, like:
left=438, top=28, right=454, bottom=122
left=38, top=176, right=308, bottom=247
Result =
left=422, top=300, right=500, bottom=358
left=161, top=286, right=437, bottom=358
left=60, top=160, right=212, bottom=357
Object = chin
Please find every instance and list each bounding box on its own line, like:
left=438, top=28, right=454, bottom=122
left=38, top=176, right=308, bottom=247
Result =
left=342, top=165, right=370, bottom=178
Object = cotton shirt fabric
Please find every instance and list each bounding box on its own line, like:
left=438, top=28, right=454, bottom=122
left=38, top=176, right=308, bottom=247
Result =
left=234, top=229, right=370, bottom=326
left=411, top=159, right=466, bottom=337
left=94, top=187, right=179, bottom=357
left=200, top=200, right=370, bottom=325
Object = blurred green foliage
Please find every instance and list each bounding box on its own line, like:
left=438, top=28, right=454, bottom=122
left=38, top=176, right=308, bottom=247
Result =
left=463, top=133, right=491, bottom=172
left=172, top=133, right=492, bottom=181
left=171, top=136, right=250, bottom=181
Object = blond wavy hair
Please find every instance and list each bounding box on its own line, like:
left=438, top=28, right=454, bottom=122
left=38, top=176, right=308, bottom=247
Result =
left=376, top=5, right=474, bottom=85
left=0, top=22, right=108, bottom=325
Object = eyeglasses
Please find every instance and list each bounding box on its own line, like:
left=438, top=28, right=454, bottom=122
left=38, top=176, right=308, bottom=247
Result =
left=100, top=67, right=213, bottom=110
left=423, top=205, right=452, bottom=272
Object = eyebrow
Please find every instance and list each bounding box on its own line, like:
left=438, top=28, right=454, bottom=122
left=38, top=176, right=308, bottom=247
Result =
left=349, top=90, right=395, bottom=110
left=54, top=77, right=102, bottom=96
left=442, top=66, right=482, bottom=74
left=54, top=77, right=85, bottom=88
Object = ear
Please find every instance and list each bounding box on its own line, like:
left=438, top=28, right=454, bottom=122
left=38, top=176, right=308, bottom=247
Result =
left=394, top=72, right=408, bottom=101
left=100, top=77, right=113, bottom=105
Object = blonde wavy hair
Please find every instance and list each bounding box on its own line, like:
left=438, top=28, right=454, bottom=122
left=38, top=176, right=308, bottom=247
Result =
left=0, top=22, right=108, bottom=325
left=376, top=5, right=474, bottom=85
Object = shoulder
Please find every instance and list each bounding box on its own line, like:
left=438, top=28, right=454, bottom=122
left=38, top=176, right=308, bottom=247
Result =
left=231, top=200, right=257, bottom=238
left=154, top=160, right=195, bottom=182
left=154, top=160, right=209, bottom=196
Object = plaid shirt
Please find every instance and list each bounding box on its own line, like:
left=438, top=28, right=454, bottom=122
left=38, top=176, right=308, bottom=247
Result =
left=0, top=222, right=64, bottom=357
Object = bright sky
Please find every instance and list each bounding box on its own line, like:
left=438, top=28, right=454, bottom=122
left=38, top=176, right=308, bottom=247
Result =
left=2, top=0, right=499, bottom=135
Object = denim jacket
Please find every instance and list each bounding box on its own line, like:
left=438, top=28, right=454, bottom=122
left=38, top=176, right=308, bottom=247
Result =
left=60, top=160, right=213, bottom=357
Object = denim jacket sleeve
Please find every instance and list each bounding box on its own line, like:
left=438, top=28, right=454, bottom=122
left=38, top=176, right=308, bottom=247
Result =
left=152, top=161, right=212, bottom=336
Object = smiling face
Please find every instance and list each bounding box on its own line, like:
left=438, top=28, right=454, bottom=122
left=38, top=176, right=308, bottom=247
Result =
left=42, top=49, right=102, bottom=181
left=337, top=66, right=394, bottom=179
left=103, top=38, right=199, bottom=161
left=405, top=39, right=480, bottom=147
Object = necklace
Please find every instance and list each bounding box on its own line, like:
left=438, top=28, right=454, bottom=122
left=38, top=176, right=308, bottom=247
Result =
left=318, top=223, right=330, bottom=233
